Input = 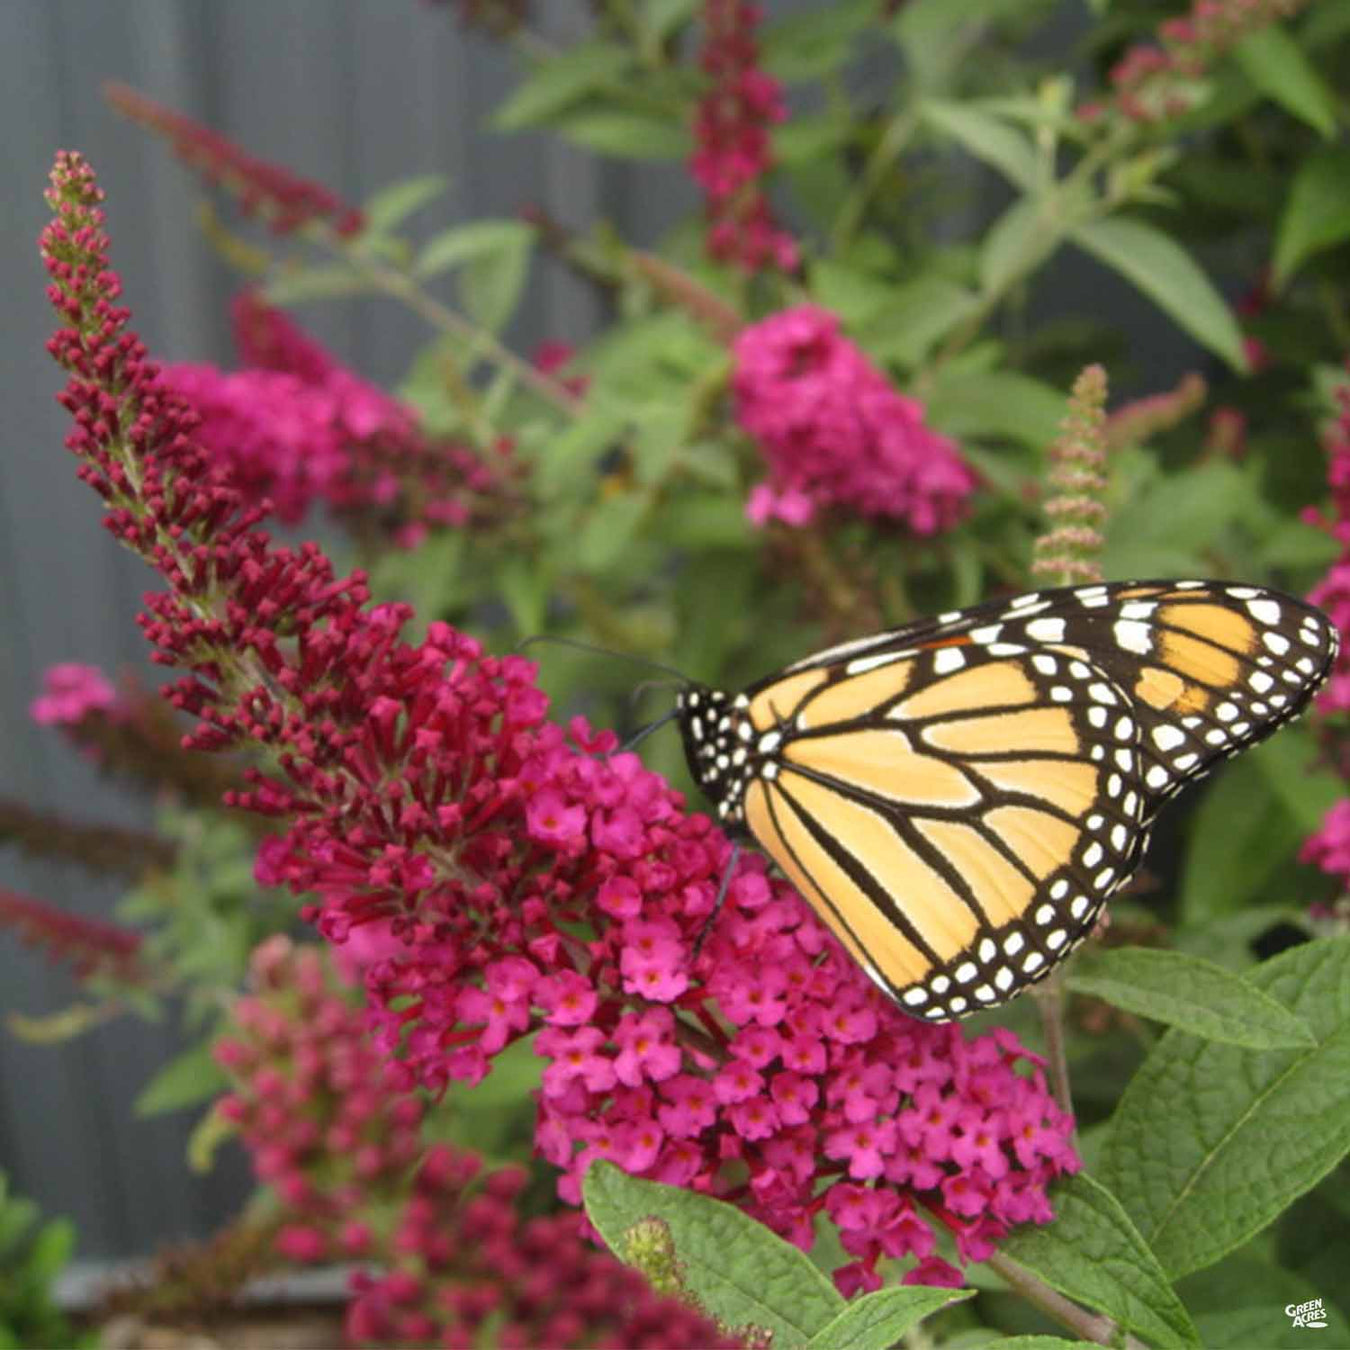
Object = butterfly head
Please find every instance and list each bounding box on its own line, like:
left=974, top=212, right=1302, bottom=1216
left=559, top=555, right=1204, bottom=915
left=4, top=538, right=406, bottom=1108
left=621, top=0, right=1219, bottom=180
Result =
left=675, top=684, right=751, bottom=822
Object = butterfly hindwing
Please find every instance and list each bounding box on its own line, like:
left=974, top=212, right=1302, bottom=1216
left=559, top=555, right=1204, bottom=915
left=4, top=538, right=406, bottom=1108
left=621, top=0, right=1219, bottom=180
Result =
left=678, top=580, right=1338, bottom=1021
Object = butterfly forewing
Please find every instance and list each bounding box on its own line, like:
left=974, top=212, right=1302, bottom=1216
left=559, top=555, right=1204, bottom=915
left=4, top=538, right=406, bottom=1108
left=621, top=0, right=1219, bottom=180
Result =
left=741, top=644, right=1147, bottom=1017
left=678, top=580, right=1338, bottom=1022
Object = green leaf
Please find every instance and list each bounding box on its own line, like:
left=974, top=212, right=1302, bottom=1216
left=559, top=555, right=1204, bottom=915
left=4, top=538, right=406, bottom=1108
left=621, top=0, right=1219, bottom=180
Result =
left=980, top=196, right=1055, bottom=296
left=860, top=274, right=980, bottom=368
left=1250, top=722, right=1343, bottom=834
left=555, top=110, right=689, bottom=159
left=414, top=221, right=532, bottom=280
left=263, top=264, right=367, bottom=305
left=1259, top=516, right=1340, bottom=570
left=414, top=221, right=534, bottom=332
left=578, top=493, right=650, bottom=573
left=1102, top=460, right=1253, bottom=581
left=534, top=404, right=625, bottom=497
left=1176, top=751, right=1304, bottom=924
left=1099, top=937, right=1350, bottom=1278
left=1178, top=1254, right=1350, bottom=1347
left=1303, top=0, right=1350, bottom=45
left=1175, top=724, right=1336, bottom=926
left=583, top=1160, right=843, bottom=1345
left=1066, top=947, right=1316, bottom=1050
left=1272, top=147, right=1350, bottom=289
left=809, top=260, right=895, bottom=326
left=958, top=443, right=1035, bottom=499
left=760, top=0, right=875, bottom=81
left=362, top=174, right=449, bottom=232
left=630, top=404, right=690, bottom=485
left=1000, top=1173, right=1202, bottom=1347
left=920, top=100, right=1040, bottom=190
left=893, top=0, right=1035, bottom=92
left=803, top=1285, right=973, bottom=1350
left=187, top=1106, right=235, bottom=1174
left=1232, top=27, right=1338, bottom=139
left=924, top=369, right=1064, bottom=449
left=773, top=112, right=853, bottom=164
left=26, top=1214, right=75, bottom=1283
left=653, top=494, right=752, bottom=550
left=370, top=529, right=467, bottom=620
left=6, top=1003, right=115, bottom=1043
left=644, top=0, right=699, bottom=41
left=988, top=1341, right=1092, bottom=1349
left=497, top=553, right=549, bottom=637
left=135, top=1040, right=230, bottom=1116
left=493, top=43, right=635, bottom=130
left=1070, top=216, right=1247, bottom=371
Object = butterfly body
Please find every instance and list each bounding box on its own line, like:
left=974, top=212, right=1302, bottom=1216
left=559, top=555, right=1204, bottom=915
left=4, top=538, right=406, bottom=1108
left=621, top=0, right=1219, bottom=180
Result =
left=677, top=580, right=1337, bottom=1021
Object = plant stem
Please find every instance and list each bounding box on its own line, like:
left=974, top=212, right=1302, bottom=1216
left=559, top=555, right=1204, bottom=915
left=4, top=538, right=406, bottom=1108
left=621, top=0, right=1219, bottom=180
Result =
left=313, top=226, right=585, bottom=419
left=1030, top=969, right=1077, bottom=1142
left=987, top=1250, right=1147, bottom=1349
left=830, top=106, right=919, bottom=253
left=928, top=134, right=1127, bottom=374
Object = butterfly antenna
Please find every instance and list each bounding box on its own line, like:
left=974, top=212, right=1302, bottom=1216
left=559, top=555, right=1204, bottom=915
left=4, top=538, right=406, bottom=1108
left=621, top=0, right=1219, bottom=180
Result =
left=518, top=634, right=690, bottom=683
left=630, top=677, right=686, bottom=707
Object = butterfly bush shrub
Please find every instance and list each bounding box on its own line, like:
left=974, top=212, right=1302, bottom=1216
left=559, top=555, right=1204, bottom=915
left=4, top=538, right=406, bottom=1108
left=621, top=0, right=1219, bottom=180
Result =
left=10, top=0, right=1350, bottom=1344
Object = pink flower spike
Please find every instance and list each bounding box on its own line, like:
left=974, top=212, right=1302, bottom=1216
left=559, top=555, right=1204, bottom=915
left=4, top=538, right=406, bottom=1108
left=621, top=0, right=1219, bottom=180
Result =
left=613, top=1008, right=682, bottom=1087
left=689, top=0, right=796, bottom=274
left=825, top=1119, right=896, bottom=1180
left=535, top=970, right=600, bottom=1027
left=39, top=151, right=1082, bottom=1295
left=734, top=306, right=976, bottom=532
left=537, top=1026, right=617, bottom=1097
left=31, top=663, right=120, bottom=726
left=904, top=1256, right=965, bottom=1289
left=657, top=1075, right=719, bottom=1139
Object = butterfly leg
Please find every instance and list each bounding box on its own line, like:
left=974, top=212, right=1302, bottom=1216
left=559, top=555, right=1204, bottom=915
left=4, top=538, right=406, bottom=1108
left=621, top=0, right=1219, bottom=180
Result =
left=691, top=841, right=741, bottom=960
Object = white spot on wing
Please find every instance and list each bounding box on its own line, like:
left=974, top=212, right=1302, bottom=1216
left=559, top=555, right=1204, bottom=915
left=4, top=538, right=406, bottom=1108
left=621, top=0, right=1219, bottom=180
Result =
left=1152, top=725, right=1186, bottom=752
left=1114, top=619, right=1152, bottom=654
left=846, top=651, right=905, bottom=676
left=1026, top=618, right=1066, bottom=643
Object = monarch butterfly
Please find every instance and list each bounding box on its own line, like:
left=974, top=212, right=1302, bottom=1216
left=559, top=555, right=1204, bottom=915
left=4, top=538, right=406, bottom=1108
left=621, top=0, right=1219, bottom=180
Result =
left=676, top=579, right=1338, bottom=1021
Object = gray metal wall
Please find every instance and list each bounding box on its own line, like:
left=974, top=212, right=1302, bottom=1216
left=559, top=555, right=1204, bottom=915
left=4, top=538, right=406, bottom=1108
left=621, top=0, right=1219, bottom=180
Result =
left=0, top=0, right=667, bottom=1261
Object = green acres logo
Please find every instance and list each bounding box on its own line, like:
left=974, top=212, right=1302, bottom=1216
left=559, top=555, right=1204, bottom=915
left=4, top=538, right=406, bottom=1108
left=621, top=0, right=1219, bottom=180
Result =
left=1286, top=1298, right=1328, bottom=1330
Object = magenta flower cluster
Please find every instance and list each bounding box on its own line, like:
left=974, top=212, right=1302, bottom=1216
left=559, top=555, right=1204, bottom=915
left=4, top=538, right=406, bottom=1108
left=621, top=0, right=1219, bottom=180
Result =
left=162, top=292, right=508, bottom=539
left=215, top=936, right=425, bottom=1265
left=1082, top=0, right=1309, bottom=123
left=347, top=1152, right=743, bottom=1349
left=105, top=82, right=364, bottom=236
left=732, top=306, right=977, bottom=532
left=1303, top=378, right=1350, bottom=716
left=1301, top=373, right=1350, bottom=888
left=0, top=885, right=145, bottom=984
left=29, top=662, right=121, bottom=726
left=259, top=693, right=1079, bottom=1294
left=42, top=151, right=1075, bottom=1296
left=217, top=938, right=736, bottom=1349
left=160, top=362, right=348, bottom=526
left=689, top=0, right=798, bottom=274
